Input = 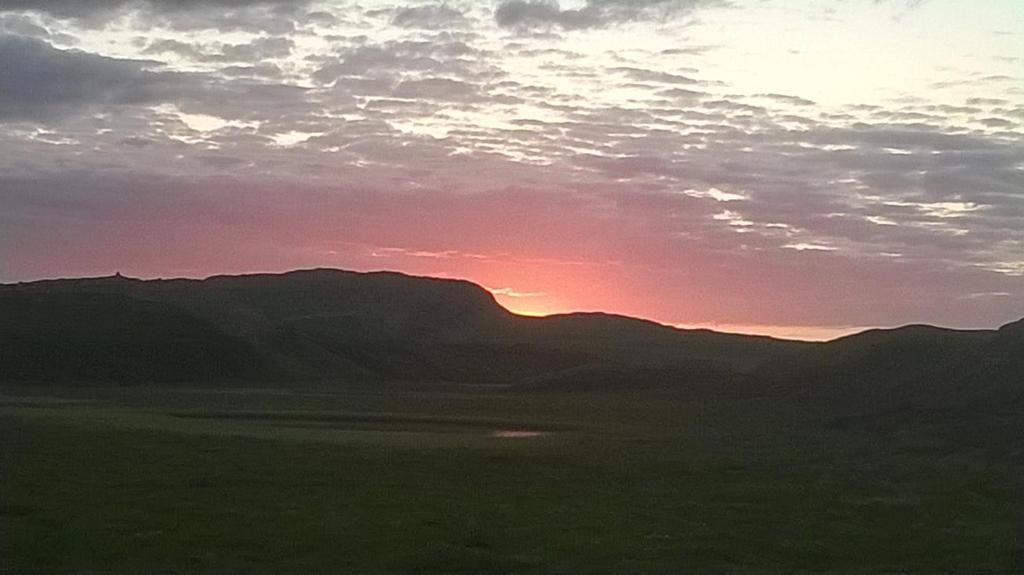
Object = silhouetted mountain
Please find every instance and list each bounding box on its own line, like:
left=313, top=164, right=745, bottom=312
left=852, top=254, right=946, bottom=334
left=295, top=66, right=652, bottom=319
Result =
left=762, top=325, right=992, bottom=395
left=948, top=317, right=1024, bottom=395
left=0, top=269, right=1020, bottom=394
left=505, top=312, right=806, bottom=389
left=0, top=269, right=805, bottom=385
left=11, top=269, right=509, bottom=341
left=0, top=291, right=261, bottom=383
left=760, top=318, right=1024, bottom=408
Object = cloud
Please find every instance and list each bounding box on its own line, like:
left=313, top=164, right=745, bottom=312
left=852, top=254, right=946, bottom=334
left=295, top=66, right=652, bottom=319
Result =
left=141, top=38, right=205, bottom=59
left=0, top=0, right=134, bottom=19
left=611, top=66, right=700, bottom=85
left=0, top=0, right=311, bottom=32
left=392, top=77, right=481, bottom=101
left=0, top=35, right=185, bottom=121
left=0, top=0, right=1020, bottom=332
left=754, top=93, right=816, bottom=107
left=313, top=38, right=484, bottom=85
left=0, top=13, right=51, bottom=37
left=496, top=0, right=600, bottom=30
left=495, top=0, right=717, bottom=30
left=1, top=169, right=1020, bottom=330
left=390, top=5, right=466, bottom=29
left=0, top=34, right=311, bottom=125
left=0, top=0, right=307, bottom=19
left=217, top=37, right=295, bottom=61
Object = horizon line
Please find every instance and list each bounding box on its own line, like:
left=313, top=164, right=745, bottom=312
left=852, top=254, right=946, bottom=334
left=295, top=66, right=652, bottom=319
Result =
left=2, top=266, right=1015, bottom=343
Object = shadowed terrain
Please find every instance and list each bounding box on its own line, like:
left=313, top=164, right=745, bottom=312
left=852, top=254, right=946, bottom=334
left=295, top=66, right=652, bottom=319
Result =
left=1, top=269, right=808, bottom=386
left=1, top=269, right=1019, bottom=397
left=1, top=269, right=1022, bottom=573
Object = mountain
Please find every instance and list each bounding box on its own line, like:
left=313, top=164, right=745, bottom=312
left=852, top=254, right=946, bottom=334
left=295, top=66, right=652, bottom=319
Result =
left=0, top=291, right=261, bottom=383
left=761, top=325, right=993, bottom=396
left=948, top=317, right=1024, bottom=395
left=0, top=269, right=1019, bottom=394
left=760, top=319, right=1023, bottom=407
left=0, top=269, right=805, bottom=385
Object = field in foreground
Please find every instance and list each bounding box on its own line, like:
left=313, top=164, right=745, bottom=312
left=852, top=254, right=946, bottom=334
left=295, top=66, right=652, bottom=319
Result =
left=1, top=383, right=1021, bottom=574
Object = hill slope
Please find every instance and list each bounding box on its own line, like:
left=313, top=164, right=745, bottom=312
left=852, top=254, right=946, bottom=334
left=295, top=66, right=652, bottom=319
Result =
left=1, top=269, right=1019, bottom=393
left=759, top=319, right=1023, bottom=408
left=0, top=292, right=261, bottom=383
left=0, top=269, right=805, bottom=385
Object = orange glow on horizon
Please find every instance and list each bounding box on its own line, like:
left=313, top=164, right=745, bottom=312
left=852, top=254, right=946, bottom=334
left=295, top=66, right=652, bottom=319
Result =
left=487, top=286, right=862, bottom=342
left=490, top=292, right=572, bottom=318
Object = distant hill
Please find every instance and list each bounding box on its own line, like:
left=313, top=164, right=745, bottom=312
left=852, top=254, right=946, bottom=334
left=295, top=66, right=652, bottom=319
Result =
left=760, top=325, right=992, bottom=395
left=759, top=319, right=1023, bottom=407
left=0, top=269, right=805, bottom=385
left=948, top=317, right=1024, bottom=395
left=0, top=291, right=261, bottom=383
left=0, top=269, right=1020, bottom=395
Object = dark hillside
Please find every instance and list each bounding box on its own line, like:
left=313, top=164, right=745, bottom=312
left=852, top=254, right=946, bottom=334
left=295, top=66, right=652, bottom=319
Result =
left=1, top=270, right=1019, bottom=391
left=945, top=317, right=1024, bottom=398
left=760, top=325, right=992, bottom=394
left=12, top=269, right=512, bottom=341
left=512, top=312, right=808, bottom=373
left=0, top=292, right=261, bottom=383
left=0, top=269, right=809, bottom=385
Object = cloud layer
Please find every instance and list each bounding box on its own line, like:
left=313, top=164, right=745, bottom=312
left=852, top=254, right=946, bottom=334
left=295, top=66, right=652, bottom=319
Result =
left=0, top=0, right=1021, bottom=337
left=495, top=0, right=716, bottom=30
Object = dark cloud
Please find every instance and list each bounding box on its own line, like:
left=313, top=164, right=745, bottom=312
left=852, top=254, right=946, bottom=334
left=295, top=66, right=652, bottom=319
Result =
left=496, top=0, right=600, bottom=30
left=197, top=153, right=247, bottom=169
left=0, top=13, right=50, bottom=37
left=212, top=37, right=295, bottom=61
left=0, top=0, right=308, bottom=19
left=0, top=35, right=184, bottom=121
left=657, top=87, right=705, bottom=99
left=0, top=0, right=311, bottom=33
left=755, top=93, right=816, bottom=106
left=611, top=66, right=700, bottom=85
left=392, top=77, right=480, bottom=102
left=143, top=37, right=293, bottom=62
left=120, top=136, right=154, bottom=147
left=218, top=63, right=286, bottom=79
left=390, top=5, right=466, bottom=28
left=154, top=5, right=304, bottom=33
left=0, top=34, right=311, bottom=124
left=495, top=0, right=717, bottom=30
left=141, top=38, right=205, bottom=59
left=0, top=0, right=134, bottom=19
left=312, top=37, right=495, bottom=91
left=979, top=117, right=1015, bottom=128
left=702, top=99, right=767, bottom=114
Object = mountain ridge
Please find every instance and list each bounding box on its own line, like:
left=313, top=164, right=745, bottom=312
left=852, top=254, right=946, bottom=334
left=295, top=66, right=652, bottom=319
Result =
left=7, top=268, right=1015, bottom=343
left=1, top=268, right=1020, bottom=395
left=3, top=269, right=1019, bottom=336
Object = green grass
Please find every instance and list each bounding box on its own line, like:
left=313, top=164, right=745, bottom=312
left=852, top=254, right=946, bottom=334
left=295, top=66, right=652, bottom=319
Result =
left=1, top=384, right=1021, bottom=574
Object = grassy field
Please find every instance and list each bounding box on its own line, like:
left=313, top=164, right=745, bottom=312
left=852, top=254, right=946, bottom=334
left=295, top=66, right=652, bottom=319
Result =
left=1, top=383, right=1021, bottom=574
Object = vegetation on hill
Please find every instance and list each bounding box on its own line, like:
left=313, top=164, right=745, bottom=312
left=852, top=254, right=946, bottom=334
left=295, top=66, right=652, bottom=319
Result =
left=1, top=269, right=1020, bottom=396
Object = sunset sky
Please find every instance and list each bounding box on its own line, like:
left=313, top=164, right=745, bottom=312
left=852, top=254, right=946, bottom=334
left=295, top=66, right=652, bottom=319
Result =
left=0, top=0, right=1021, bottom=340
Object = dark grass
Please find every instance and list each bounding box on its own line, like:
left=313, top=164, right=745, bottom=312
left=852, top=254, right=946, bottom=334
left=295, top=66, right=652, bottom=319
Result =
left=1, top=385, right=1022, bottom=574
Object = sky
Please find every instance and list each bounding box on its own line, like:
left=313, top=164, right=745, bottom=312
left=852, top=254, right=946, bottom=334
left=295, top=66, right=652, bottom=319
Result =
left=0, top=0, right=1021, bottom=340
